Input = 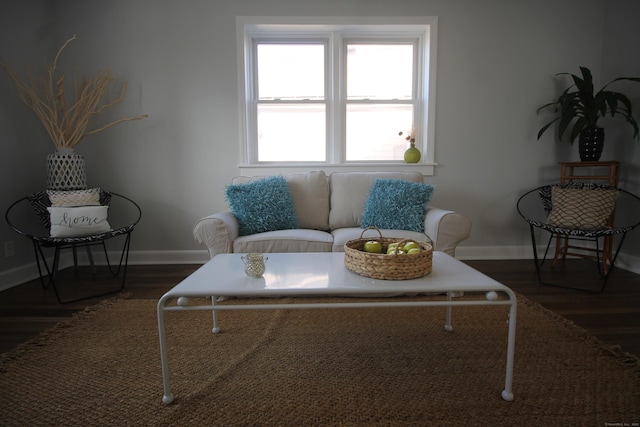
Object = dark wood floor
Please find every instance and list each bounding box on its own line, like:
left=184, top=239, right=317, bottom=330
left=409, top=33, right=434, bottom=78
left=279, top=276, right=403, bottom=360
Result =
left=0, top=259, right=638, bottom=356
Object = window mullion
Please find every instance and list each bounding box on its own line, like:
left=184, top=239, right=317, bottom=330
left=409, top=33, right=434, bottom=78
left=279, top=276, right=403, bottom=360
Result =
left=246, top=39, right=260, bottom=164
left=412, top=40, right=423, bottom=151
left=327, top=32, right=342, bottom=164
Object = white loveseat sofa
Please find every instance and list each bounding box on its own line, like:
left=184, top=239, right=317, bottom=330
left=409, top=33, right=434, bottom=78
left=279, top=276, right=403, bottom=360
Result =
left=194, top=171, right=471, bottom=259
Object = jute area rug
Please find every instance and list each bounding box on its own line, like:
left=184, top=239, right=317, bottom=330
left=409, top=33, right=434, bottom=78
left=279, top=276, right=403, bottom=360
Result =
left=1, top=294, right=639, bottom=426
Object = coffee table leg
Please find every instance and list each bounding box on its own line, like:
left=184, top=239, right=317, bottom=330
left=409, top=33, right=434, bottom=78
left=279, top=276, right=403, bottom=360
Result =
left=444, top=292, right=453, bottom=331
left=501, top=296, right=517, bottom=401
left=211, top=296, right=220, bottom=334
left=157, top=297, right=175, bottom=404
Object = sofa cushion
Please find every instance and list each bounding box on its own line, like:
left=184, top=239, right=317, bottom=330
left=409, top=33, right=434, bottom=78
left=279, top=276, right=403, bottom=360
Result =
left=225, top=175, right=298, bottom=236
left=232, top=171, right=330, bottom=231
left=234, top=229, right=334, bottom=253
left=329, top=171, right=424, bottom=229
left=361, top=178, right=434, bottom=232
left=283, top=170, right=330, bottom=230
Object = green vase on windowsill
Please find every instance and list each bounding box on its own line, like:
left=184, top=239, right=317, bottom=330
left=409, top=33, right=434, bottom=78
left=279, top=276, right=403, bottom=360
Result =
left=404, top=143, right=421, bottom=163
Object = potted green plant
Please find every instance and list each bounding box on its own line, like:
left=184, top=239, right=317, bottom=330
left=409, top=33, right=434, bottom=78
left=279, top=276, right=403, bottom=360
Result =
left=537, top=66, right=640, bottom=161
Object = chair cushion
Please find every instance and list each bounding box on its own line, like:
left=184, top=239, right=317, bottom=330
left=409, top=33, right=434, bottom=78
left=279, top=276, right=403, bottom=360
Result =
left=27, top=192, right=53, bottom=229
left=48, top=206, right=111, bottom=237
left=360, top=178, right=434, bottom=232
left=28, top=190, right=112, bottom=230
left=547, top=186, right=618, bottom=229
left=225, top=175, right=298, bottom=236
left=47, top=188, right=101, bottom=207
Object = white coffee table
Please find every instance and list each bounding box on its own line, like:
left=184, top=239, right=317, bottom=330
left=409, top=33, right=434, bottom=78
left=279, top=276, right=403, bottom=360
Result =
left=157, top=251, right=517, bottom=404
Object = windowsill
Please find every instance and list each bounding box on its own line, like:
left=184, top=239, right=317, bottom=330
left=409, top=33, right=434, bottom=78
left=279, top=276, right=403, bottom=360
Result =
left=238, top=162, right=436, bottom=176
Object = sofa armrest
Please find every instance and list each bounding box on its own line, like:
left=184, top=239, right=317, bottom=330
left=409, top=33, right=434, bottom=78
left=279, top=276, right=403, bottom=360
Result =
left=424, top=207, right=471, bottom=257
left=193, top=211, right=239, bottom=258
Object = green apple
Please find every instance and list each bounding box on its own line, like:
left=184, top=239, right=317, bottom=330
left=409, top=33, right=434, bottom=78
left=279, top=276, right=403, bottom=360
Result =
left=402, top=241, right=419, bottom=252
left=407, top=248, right=421, bottom=255
left=363, top=240, right=383, bottom=253
left=389, top=249, right=405, bottom=255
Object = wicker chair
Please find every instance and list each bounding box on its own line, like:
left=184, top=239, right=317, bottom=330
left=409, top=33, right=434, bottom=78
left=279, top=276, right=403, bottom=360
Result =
left=516, top=182, right=640, bottom=292
left=5, top=190, right=141, bottom=303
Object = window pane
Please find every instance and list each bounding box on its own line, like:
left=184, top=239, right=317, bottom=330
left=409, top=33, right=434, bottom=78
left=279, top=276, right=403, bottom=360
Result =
left=257, top=104, right=326, bottom=161
left=345, top=104, right=413, bottom=161
left=347, top=44, right=413, bottom=100
left=257, top=44, right=325, bottom=100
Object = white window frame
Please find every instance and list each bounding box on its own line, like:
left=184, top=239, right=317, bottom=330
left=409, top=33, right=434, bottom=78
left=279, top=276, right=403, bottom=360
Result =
left=236, top=16, right=438, bottom=176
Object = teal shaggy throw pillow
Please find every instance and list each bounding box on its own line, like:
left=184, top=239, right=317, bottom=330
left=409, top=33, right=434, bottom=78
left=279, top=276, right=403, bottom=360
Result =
left=225, top=176, right=298, bottom=236
left=361, top=178, right=434, bottom=232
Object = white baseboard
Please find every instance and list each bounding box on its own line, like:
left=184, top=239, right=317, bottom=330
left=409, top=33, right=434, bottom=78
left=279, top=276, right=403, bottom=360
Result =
left=455, top=245, right=534, bottom=260
left=613, top=252, right=640, bottom=274
left=456, top=245, right=640, bottom=275
left=119, top=250, right=210, bottom=265
left=1, top=262, right=43, bottom=292
left=1, top=247, right=638, bottom=292
left=0, top=250, right=209, bottom=292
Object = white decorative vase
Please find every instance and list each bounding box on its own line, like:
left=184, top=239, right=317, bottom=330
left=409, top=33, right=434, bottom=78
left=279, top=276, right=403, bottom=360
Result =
left=46, top=148, right=87, bottom=190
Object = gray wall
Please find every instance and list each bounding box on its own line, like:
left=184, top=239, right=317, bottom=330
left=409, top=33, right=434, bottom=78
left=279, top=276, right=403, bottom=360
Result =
left=1, top=0, right=638, bottom=287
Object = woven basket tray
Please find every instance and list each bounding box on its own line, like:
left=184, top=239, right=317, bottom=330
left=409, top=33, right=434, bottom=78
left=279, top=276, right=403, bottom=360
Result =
left=344, top=227, right=433, bottom=280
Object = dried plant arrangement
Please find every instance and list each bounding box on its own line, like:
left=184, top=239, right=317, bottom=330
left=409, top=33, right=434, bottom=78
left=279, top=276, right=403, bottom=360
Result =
left=1, top=35, right=148, bottom=149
